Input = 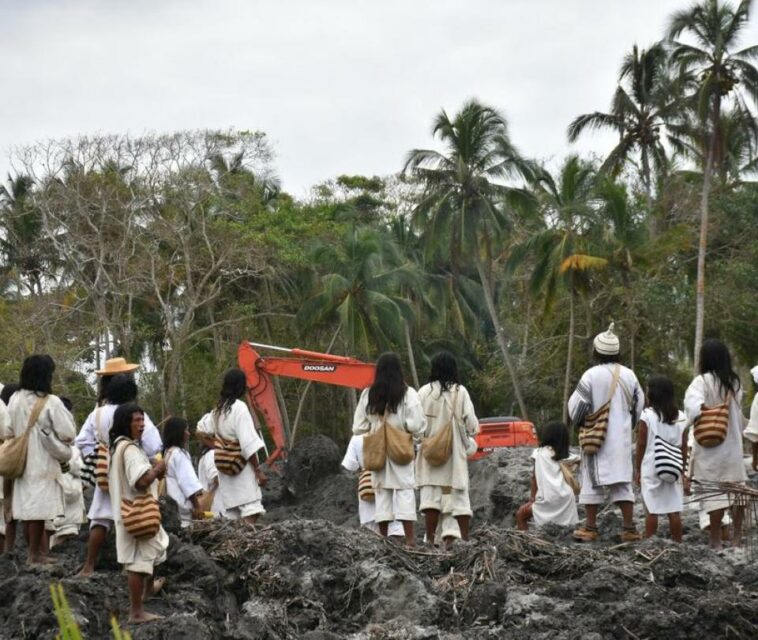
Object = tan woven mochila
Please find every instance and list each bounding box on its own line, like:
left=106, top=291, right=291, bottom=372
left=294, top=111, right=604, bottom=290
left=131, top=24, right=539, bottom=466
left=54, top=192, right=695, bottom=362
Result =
left=693, top=396, right=729, bottom=448
left=363, top=424, right=387, bottom=471
left=212, top=413, right=246, bottom=476
left=579, top=365, right=622, bottom=455
left=0, top=396, right=48, bottom=479
left=422, top=387, right=459, bottom=467
left=386, top=424, right=414, bottom=465
left=358, top=470, right=374, bottom=502
left=121, top=493, right=161, bottom=540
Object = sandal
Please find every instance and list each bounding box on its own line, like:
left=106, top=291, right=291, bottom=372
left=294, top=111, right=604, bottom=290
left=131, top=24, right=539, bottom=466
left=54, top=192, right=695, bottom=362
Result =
left=573, top=526, right=599, bottom=542
left=620, top=528, right=642, bottom=542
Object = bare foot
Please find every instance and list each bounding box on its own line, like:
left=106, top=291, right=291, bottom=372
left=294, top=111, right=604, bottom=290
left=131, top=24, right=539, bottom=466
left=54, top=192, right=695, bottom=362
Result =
left=128, top=611, right=163, bottom=624
left=75, top=567, right=94, bottom=578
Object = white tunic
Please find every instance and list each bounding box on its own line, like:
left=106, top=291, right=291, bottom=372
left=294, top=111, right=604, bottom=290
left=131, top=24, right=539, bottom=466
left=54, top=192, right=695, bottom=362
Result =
left=416, top=382, right=479, bottom=491
left=684, top=373, right=746, bottom=483
left=352, top=387, right=426, bottom=491
left=165, top=447, right=203, bottom=525
left=76, top=404, right=163, bottom=522
left=197, top=401, right=265, bottom=510
left=109, top=438, right=169, bottom=574
left=341, top=435, right=404, bottom=536
left=743, top=393, right=758, bottom=444
left=198, top=449, right=226, bottom=517
left=531, top=447, right=579, bottom=527
left=51, top=446, right=86, bottom=542
left=568, top=364, right=644, bottom=487
left=8, top=391, right=77, bottom=521
left=640, top=408, right=687, bottom=515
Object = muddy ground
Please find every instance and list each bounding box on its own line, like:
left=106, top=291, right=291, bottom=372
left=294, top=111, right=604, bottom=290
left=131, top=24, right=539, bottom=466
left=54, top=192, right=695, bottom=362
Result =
left=0, top=436, right=757, bottom=639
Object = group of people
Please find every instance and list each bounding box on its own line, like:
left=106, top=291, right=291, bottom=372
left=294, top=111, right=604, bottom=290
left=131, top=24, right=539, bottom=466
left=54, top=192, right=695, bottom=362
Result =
left=0, top=324, right=756, bottom=622
left=0, top=357, right=268, bottom=623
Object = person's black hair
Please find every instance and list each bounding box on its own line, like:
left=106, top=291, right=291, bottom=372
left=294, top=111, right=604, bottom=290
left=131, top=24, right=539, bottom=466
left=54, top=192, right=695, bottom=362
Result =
left=109, top=402, right=145, bottom=448
left=105, top=373, right=138, bottom=405
left=367, top=352, right=407, bottom=415
left=428, top=351, right=460, bottom=394
left=97, top=374, right=116, bottom=406
left=162, top=417, right=189, bottom=454
left=19, top=354, right=55, bottom=395
left=646, top=375, right=679, bottom=424
left=699, top=339, right=741, bottom=396
left=59, top=396, right=73, bottom=413
left=0, top=383, right=19, bottom=406
left=216, top=368, right=247, bottom=415
left=593, top=349, right=620, bottom=364
left=539, top=421, right=570, bottom=461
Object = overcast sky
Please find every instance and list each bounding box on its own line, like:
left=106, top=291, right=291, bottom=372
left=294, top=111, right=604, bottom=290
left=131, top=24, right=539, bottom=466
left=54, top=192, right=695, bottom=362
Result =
left=2, top=0, right=758, bottom=197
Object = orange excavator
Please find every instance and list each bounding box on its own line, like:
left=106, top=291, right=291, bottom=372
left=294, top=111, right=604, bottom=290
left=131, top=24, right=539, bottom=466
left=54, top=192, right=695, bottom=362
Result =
left=238, top=341, right=536, bottom=467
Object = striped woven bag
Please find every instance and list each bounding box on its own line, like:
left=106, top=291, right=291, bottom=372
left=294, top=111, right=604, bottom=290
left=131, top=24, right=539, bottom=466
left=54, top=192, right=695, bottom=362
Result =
left=578, top=365, right=622, bottom=455
left=358, top=470, right=374, bottom=502
left=693, top=399, right=729, bottom=448
left=653, top=435, right=683, bottom=483
left=121, top=493, right=161, bottom=540
left=211, top=413, right=247, bottom=476
left=94, top=444, right=110, bottom=491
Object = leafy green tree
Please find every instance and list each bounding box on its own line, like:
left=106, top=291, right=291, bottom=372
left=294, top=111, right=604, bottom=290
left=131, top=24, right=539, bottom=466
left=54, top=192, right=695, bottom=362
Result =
left=404, top=100, right=535, bottom=418
left=667, top=0, right=758, bottom=368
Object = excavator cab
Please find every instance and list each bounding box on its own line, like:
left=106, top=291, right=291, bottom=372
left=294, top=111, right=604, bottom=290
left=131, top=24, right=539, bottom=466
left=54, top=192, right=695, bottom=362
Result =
left=469, top=417, right=538, bottom=460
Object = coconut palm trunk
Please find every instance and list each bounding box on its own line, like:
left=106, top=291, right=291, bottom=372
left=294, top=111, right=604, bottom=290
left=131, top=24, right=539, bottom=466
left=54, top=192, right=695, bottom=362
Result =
left=403, top=320, right=420, bottom=388
left=693, top=147, right=714, bottom=371
left=474, top=254, right=528, bottom=419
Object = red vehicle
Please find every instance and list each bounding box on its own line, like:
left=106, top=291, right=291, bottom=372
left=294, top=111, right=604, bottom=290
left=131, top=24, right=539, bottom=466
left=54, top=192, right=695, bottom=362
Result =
left=237, top=341, right=537, bottom=466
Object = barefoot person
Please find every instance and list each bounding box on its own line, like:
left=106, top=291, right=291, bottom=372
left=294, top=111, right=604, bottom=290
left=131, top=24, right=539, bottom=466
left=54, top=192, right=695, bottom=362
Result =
left=352, top=353, right=426, bottom=547
left=416, top=352, right=479, bottom=547
left=569, top=323, right=645, bottom=542
left=634, top=375, right=687, bottom=543
left=197, top=368, right=267, bottom=524
left=684, top=339, right=746, bottom=549
left=109, top=402, right=168, bottom=624
left=7, top=355, right=76, bottom=564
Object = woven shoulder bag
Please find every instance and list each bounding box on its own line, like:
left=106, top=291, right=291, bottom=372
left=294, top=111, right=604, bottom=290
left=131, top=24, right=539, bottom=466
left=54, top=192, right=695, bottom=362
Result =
left=358, top=469, right=375, bottom=502
left=579, top=365, right=622, bottom=455
left=0, top=396, right=48, bottom=479
left=212, top=412, right=247, bottom=476
left=422, top=386, right=459, bottom=467
left=693, top=392, right=730, bottom=448
left=117, top=441, right=161, bottom=540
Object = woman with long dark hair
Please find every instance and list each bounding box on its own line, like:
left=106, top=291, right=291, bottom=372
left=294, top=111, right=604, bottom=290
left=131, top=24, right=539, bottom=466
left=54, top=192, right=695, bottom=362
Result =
left=6, top=355, right=76, bottom=564
left=352, top=353, right=426, bottom=546
left=416, top=351, right=479, bottom=546
left=196, top=368, right=267, bottom=524
left=684, top=339, right=746, bottom=548
left=163, top=417, right=204, bottom=526
left=108, top=403, right=168, bottom=623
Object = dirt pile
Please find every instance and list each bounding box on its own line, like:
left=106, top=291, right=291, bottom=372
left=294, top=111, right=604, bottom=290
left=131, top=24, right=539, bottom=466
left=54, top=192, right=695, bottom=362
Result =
left=0, top=443, right=756, bottom=639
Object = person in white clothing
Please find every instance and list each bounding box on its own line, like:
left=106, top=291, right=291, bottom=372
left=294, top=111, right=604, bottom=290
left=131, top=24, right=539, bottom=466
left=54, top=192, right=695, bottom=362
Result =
left=634, top=375, right=688, bottom=543
left=50, top=444, right=86, bottom=548
left=197, top=442, right=226, bottom=518
left=416, top=352, right=479, bottom=546
left=742, top=365, right=758, bottom=471
left=341, top=435, right=404, bottom=536
left=517, top=422, right=578, bottom=530
left=0, top=383, right=14, bottom=551
left=108, top=402, right=168, bottom=624
left=352, top=352, right=426, bottom=547
left=7, top=355, right=77, bottom=564
left=75, top=374, right=163, bottom=577
left=568, top=323, right=645, bottom=542
left=684, top=339, right=746, bottom=549
left=162, top=417, right=204, bottom=526
left=197, top=368, right=267, bottom=524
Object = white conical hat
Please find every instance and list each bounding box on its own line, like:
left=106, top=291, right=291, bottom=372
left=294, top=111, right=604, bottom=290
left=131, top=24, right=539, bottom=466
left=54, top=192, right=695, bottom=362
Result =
left=593, top=322, right=620, bottom=356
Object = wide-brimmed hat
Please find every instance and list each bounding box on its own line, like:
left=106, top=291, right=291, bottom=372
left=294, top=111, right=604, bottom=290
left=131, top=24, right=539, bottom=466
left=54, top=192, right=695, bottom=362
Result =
left=95, top=357, right=139, bottom=376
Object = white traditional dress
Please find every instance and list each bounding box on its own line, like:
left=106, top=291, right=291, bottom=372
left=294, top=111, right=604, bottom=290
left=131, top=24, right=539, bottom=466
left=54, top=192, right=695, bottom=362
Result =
left=198, top=448, right=226, bottom=517
left=8, top=391, right=76, bottom=522
left=531, top=446, right=579, bottom=527
left=568, top=363, right=644, bottom=504
left=684, top=373, right=746, bottom=514
left=341, top=435, right=403, bottom=536
left=109, top=437, right=168, bottom=575
left=352, top=387, right=426, bottom=523
left=639, top=408, right=687, bottom=515
left=165, top=447, right=203, bottom=526
left=50, top=445, right=86, bottom=546
left=197, top=401, right=266, bottom=519
left=416, top=382, right=479, bottom=518
left=75, top=404, right=162, bottom=527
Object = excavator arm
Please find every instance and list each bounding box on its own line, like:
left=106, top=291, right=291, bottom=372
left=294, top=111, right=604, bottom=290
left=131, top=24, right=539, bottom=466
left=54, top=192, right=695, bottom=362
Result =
left=238, top=341, right=375, bottom=466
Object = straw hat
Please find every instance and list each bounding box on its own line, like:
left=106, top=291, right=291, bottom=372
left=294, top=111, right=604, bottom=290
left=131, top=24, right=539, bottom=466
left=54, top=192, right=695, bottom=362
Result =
left=593, top=322, right=620, bottom=356
left=95, top=357, right=139, bottom=376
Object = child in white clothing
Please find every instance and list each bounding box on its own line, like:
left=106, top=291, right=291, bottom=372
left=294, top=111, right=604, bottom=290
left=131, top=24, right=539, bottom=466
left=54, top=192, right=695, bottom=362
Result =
left=517, top=422, right=578, bottom=530
left=634, top=375, right=688, bottom=542
left=163, top=417, right=204, bottom=526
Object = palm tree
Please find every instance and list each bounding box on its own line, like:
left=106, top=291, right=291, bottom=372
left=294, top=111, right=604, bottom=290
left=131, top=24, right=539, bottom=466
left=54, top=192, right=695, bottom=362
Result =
left=510, top=156, right=608, bottom=420
left=568, top=43, right=683, bottom=213
left=666, top=0, right=758, bottom=368
left=404, top=100, right=535, bottom=418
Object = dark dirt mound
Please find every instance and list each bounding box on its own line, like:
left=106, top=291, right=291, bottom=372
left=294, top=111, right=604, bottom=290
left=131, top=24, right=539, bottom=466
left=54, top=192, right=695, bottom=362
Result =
left=1, top=442, right=756, bottom=639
